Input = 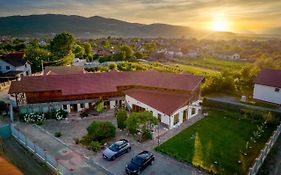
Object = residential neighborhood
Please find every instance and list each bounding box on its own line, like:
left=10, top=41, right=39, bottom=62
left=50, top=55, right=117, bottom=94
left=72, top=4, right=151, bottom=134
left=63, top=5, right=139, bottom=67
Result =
left=1, top=1, right=281, bottom=175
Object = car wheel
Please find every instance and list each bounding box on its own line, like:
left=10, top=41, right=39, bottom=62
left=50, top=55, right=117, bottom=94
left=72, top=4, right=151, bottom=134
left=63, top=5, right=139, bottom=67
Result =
left=150, top=159, right=154, bottom=165
left=111, top=155, right=116, bottom=160
left=137, top=170, right=140, bottom=175
left=126, top=147, right=131, bottom=153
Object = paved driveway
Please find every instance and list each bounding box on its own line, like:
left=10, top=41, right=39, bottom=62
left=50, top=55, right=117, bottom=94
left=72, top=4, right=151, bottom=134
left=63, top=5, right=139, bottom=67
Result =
left=93, top=143, right=205, bottom=175
left=23, top=110, right=207, bottom=175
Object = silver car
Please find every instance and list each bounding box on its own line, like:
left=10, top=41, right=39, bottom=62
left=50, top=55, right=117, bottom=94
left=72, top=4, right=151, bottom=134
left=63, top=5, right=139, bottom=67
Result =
left=103, top=139, right=131, bottom=160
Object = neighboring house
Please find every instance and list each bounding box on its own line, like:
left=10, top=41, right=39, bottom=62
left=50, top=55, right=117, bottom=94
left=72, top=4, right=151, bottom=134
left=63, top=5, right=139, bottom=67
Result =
left=9, top=71, right=204, bottom=129
left=213, top=52, right=240, bottom=60
left=44, top=66, right=85, bottom=75
left=73, top=58, right=87, bottom=66
left=0, top=53, right=32, bottom=80
left=253, top=69, right=281, bottom=105
left=186, top=49, right=200, bottom=58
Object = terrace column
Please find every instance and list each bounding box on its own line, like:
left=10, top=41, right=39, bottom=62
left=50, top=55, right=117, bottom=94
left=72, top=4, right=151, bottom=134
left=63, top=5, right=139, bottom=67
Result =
left=110, top=101, right=116, bottom=109
left=77, top=103, right=82, bottom=112
left=188, top=107, right=192, bottom=119
left=66, top=104, right=71, bottom=113
left=169, top=115, right=174, bottom=129
left=179, top=111, right=183, bottom=124
left=85, top=103, right=89, bottom=109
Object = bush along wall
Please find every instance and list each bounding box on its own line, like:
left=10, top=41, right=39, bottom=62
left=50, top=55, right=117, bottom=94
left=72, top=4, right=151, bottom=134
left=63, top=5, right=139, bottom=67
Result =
left=202, top=98, right=281, bottom=125
left=21, top=109, right=68, bottom=124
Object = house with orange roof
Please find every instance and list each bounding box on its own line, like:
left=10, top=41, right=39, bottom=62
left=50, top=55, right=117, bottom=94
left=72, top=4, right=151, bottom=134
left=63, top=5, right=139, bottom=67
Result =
left=9, top=70, right=204, bottom=129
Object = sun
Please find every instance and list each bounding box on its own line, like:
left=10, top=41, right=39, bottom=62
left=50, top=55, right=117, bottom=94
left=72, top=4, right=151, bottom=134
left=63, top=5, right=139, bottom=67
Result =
left=211, top=20, right=228, bottom=31
left=209, top=13, right=230, bottom=32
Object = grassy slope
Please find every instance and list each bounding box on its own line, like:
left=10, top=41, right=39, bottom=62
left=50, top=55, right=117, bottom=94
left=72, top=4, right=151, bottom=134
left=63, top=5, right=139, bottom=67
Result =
left=156, top=110, right=275, bottom=175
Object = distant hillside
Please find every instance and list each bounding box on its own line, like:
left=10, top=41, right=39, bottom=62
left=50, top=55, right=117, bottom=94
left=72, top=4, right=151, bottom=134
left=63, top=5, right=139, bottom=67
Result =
left=263, top=27, right=281, bottom=36
left=0, top=14, right=195, bottom=38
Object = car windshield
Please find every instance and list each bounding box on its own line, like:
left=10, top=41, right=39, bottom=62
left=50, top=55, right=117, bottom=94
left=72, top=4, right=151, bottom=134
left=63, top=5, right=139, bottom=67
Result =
left=109, top=144, right=119, bottom=152
left=131, top=156, right=143, bottom=166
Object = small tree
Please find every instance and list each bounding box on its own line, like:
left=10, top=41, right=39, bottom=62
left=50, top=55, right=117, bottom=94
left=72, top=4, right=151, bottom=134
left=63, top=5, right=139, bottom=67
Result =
left=125, top=111, right=158, bottom=135
left=87, top=121, right=116, bottom=143
left=116, top=108, right=127, bottom=129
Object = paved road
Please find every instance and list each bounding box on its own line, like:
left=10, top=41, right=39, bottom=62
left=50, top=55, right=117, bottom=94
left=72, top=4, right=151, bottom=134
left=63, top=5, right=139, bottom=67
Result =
left=17, top=114, right=206, bottom=175
left=15, top=122, right=112, bottom=175
left=2, top=137, right=50, bottom=175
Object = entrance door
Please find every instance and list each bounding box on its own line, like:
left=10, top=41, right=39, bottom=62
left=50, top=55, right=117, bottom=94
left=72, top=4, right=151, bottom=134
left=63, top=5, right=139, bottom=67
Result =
left=70, top=104, right=78, bottom=112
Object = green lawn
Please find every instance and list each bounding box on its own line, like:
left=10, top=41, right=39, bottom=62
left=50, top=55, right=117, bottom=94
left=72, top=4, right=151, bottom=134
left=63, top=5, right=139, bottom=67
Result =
left=155, top=110, right=276, bottom=175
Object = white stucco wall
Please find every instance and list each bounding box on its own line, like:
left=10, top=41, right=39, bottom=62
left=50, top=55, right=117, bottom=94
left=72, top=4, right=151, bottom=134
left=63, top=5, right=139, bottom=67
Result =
left=253, top=84, right=281, bottom=104
left=125, top=95, right=171, bottom=127
left=0, top=60, right=16, bottom=73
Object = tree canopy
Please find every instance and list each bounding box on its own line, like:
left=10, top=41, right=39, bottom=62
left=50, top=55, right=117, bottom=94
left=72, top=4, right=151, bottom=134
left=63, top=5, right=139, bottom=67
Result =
left=49, top=32, right=75, bottom=65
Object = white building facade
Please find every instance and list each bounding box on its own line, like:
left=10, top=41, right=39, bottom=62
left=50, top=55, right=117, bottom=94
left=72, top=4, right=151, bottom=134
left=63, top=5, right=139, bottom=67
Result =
left=253, top=84, right=281, bottom=105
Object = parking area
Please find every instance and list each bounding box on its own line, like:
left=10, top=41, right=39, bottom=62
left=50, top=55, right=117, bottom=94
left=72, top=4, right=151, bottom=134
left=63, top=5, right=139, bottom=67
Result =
left=93, top=143, right=205, bottom=175
left=37, top=109, right=206, bottom=175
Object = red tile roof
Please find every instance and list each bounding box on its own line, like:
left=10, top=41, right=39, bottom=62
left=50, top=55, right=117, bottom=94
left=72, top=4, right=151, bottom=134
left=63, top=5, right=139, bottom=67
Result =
left=125, top=89, right=191, bottom=116
left=9, top=71, right=204, bottom=96
left=254, top=69, right=281, bottom=88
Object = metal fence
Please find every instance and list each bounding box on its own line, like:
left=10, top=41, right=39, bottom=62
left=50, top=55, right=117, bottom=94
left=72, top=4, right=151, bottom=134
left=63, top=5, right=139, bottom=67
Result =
left=248, top=122, right=281, bottom=175
left=10, top=124, right=70, bottom=175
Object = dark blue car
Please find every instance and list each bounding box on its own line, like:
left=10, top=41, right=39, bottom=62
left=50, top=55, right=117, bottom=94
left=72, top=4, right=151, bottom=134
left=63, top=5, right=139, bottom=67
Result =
left=126, top=151, right=155, bottom=175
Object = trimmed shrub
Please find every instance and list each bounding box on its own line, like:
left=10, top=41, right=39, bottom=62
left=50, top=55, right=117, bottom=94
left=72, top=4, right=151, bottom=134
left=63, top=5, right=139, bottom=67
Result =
left=23, top=113, right=46, bottom=124
left=73, top=138, right=80, bottom=144
left=79, top=135, right=92, bottom=145
left=95, top=101, right=104, bottom=113
left=89, top=141, right=101, bottom=152
left=116, top=108, right=127, bottom=129
left=55, top=109, right=68, bottom=120
left=54, top=132, right=62, bottom=137
left=141, top=129, right=153, bottom=142
left=87, top=121, right=116, bottom=142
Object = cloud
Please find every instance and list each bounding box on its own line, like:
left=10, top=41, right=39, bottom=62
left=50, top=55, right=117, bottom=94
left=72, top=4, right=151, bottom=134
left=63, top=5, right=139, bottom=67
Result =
left=0, top=0, right=281, bottom=31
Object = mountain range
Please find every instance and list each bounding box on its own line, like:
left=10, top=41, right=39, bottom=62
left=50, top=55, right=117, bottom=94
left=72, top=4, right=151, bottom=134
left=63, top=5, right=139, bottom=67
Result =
left=0, top=14, right=237, bottom=39
left=0, top=14, right=279, bottom=38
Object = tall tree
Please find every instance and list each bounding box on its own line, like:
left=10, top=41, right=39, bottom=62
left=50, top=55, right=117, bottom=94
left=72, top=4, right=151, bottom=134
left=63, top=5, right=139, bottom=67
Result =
left=120, top=44, right=134, bottom=58
left=49, top=32, right=75, bottom=65
left=83, top=42, right=93, bottom=62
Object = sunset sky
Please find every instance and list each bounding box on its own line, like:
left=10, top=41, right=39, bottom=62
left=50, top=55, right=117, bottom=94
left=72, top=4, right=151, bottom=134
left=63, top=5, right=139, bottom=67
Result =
left=0, top=0, right=281, bottom=33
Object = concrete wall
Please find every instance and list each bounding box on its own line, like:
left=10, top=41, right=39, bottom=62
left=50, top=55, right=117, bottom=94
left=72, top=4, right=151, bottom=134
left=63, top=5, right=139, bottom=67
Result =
left=253, top=84, right=281, bottom=105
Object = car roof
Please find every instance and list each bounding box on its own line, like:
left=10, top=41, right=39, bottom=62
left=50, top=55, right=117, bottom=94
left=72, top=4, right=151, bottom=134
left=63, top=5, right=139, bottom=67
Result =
left=114, top=139, right=127, bottom=146
left=136, top=151, right=151, bottom=160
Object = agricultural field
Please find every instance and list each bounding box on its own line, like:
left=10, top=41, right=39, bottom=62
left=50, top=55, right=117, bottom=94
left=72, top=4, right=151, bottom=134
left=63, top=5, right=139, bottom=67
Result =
left=155, top=110, right=276, bottom=175
left=178, top=57, right=251, bottom=72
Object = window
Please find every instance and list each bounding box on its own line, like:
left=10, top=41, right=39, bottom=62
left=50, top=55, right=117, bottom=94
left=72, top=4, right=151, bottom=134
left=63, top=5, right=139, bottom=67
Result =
left=80, top=103, right=85, bottom=108
left=63, top=105, right=67, bottom=110
left=158, top=114, right=161, bottom=122
left=174, top=114, right=179, bottom=125
left=6, top=66, right=10, bottom=70
left=275, top=88, right=280, bottom=93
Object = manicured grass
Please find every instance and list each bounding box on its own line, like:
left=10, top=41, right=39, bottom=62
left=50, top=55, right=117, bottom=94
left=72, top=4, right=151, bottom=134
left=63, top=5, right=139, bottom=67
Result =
left=155, top=110, right=276, bottom=175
